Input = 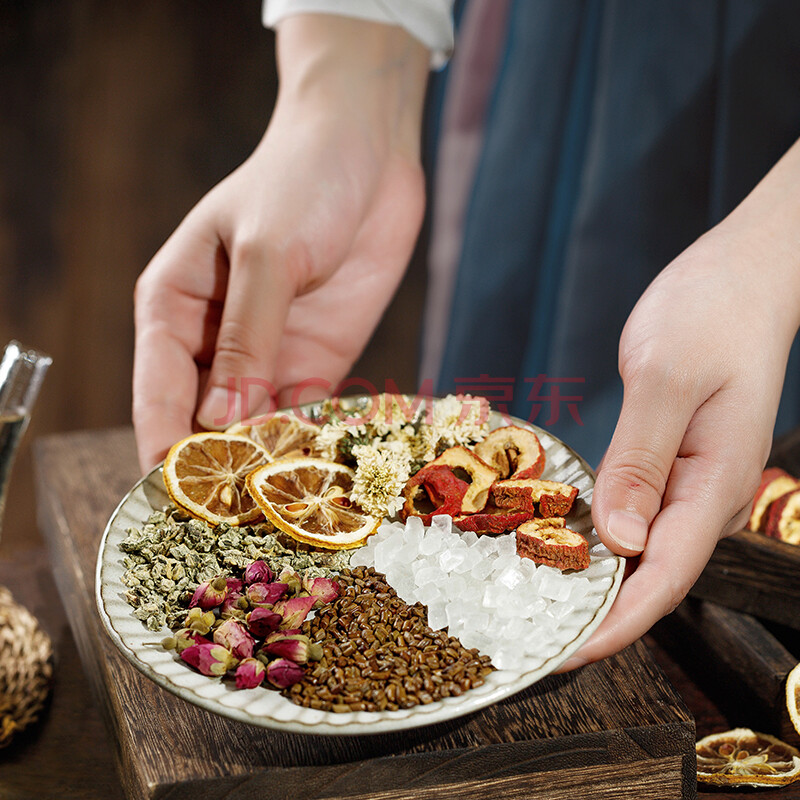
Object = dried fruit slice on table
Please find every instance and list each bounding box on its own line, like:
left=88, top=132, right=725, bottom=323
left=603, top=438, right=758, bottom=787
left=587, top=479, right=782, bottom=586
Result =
left=764, top=488, right=800, bottom=544
left=246, top=458, right=381, bottom=549
left=788, top=663, right=800, bottom=741
left=474, top=425, right=545, bottom=480
left=696, top=728, right=800, bottom=787
left=226, top=413, right=322, bottom=460
left=163, top=432, right=270, bottom=526
left=749, top=467, right=800, bottom=533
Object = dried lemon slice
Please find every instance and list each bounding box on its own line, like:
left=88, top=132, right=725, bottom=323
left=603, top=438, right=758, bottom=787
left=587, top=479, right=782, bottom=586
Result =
left=163, top=432, right=270, bottom=526
left=246, top=458, right=381, bottom=550
left=696, top=728, right=800, bottom=787
left=226, top=414, right=322, bottom=461
left=788, top=663, right=800, bottom=740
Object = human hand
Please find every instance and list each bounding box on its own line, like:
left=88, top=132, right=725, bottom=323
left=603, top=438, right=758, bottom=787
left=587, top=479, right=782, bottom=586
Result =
left=556, top=140, right=800, bottom=670
left=133, top=15, right=429, bottom=473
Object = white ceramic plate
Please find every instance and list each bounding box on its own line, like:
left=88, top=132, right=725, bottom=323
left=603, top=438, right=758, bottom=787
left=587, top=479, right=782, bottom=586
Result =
left=96, top=407, right=623, bottom=735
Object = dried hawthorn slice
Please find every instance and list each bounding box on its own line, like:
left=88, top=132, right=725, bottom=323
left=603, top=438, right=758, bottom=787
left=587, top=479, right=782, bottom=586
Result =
left=492, top=478, right=578, bottom=517
left=400, top=464, right=469, bottom=525
left=749, top=467, right=800, bottom=533
left=454, top=504, right=534, bottom=535
left=516, top=521, right=589, bottom=571
left=426, top=446, right=499, bottom=514
left=521, top=516, right=566, bottom=530
left=474, top=425, right=545, bottom=480
left=764, top=488, right=800, bottom=544
left=696, top=728, right=800, bottom=787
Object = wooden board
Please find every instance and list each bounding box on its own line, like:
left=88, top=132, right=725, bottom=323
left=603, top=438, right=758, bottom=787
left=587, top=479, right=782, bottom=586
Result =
left=688, top=426, right=800, bottom=629
left=652, top=599, right=799, bottom=749
left=34, top=428, right=697, bottom=800
left=689, top=530, right=800, bottom=630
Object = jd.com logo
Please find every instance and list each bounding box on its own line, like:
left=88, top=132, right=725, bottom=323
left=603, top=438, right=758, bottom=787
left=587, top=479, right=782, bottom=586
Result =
left=211, top=374, right=585, bottom=428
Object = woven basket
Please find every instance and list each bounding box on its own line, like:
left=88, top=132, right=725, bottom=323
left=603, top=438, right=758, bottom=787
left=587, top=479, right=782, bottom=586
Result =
left=0, top=586, right=53, bottom=747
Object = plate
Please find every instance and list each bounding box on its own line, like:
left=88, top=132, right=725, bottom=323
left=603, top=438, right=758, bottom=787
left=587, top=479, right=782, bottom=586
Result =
left=96, top=404, right=624, bottom=735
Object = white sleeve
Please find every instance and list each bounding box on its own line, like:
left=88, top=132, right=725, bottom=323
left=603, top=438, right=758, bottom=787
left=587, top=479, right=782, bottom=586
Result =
left=262, top=0, right=455, bottom=68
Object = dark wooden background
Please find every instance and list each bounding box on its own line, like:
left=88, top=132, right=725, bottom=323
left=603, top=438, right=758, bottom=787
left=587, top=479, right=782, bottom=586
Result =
left=0, top=2, right=424, bottom=796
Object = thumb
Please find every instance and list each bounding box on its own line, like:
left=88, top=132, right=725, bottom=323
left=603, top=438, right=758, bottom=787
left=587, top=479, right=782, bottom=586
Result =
left=592, top=378, right=695, bottom=555
left=196, top=241, right=293, bottom=430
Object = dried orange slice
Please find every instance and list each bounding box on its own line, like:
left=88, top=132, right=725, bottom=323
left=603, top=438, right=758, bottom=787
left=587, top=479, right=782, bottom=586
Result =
left=696, top=728, right=800, bottom=787
left=246, top=458, right=380, bottom=550
left=788, top=663, right=800, bottom=740
left=163, top=432, right=270, bottom=526
left=226, top=413, right=321, bottom=461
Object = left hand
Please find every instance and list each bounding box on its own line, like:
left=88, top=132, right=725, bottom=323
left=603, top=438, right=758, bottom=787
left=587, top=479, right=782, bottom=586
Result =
left=557, top=202, right=800, bottom=670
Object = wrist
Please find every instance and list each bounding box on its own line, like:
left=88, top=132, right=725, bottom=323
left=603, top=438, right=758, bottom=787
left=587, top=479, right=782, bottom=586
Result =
left=274, top=14, right=429, bottom=159
left=712, top=137, right=800, bottom=338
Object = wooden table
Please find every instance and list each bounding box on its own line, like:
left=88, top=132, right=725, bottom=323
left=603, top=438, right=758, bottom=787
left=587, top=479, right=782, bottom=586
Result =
left=28, top=428, right=700, bottom=800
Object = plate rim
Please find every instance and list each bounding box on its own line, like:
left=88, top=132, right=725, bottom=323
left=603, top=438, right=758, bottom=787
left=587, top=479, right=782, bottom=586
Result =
left=95, top=406, right=624, bottom=736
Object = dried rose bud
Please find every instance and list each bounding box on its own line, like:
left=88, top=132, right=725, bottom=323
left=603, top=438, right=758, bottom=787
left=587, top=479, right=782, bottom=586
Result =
left=166, top=628, right=212, bottom=654
left=189, top=575, right=229, bottom=610
left=273, top=595, right=317, bottom=629
left=213, top=619, right=255, bottom=660
left=180, top=643, right=238, bottom=677
left=226, top=577, right=244, bottom=594
left=235, top=657, right=266, bottom=689
left=246, top=582, right=288, bottom=607
left=265, top=657, right=304, bottom=689
left=243, top=560, right=273, bottom=585
left=277, top=567, right=302, bottom=596
left=301, top=576, right=339, bottom=607
left=245, top=607, right=282, bottom=637
left=264, top=629, right=302, bottom=643
left=262, top=633, right=323, bottom=664
left=219, top=591, right=248, bottom=620
left=183, top=607, right=216, bottom=635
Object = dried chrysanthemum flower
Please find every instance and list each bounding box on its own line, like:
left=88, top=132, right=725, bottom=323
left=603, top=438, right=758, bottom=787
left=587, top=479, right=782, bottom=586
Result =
left=350, top=443, right=411, bottom=518
left=418, top=394, right=490, bottom=460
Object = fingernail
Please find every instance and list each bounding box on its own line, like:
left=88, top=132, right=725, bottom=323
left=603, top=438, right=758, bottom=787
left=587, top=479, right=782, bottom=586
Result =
left=197, top=387, right=236, bottom=430
left=606, top=509, right=649, bottom=552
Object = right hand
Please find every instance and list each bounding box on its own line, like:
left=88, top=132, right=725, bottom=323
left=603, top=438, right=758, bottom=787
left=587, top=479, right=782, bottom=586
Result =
left=133, top=15, right=429, bottom=472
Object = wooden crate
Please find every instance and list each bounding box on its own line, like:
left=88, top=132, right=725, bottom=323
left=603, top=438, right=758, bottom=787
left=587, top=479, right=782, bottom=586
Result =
left=34, top=429, right=697, bottom=800
left=689, top=426, right=800, bottom=629
left=653, top=599, right=798, bottom=749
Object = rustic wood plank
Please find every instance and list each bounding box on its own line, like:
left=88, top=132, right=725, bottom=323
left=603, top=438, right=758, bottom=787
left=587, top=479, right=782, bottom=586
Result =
left=34, top=428, right=697, bottom=799
left=652, top=599, right=799, bottom=748
left=689, top=530, right=800, bottom=630
left=166, top=755, right=685, bottom=800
